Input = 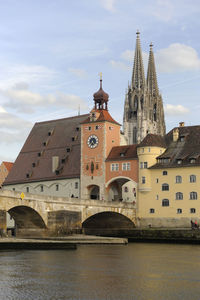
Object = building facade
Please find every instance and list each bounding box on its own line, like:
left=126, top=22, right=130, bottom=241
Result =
left=123, top=32, right=166, bottom=144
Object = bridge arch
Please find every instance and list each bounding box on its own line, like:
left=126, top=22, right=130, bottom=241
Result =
left=8, top=205, right=47, bottom=229
left=82, top=211, right=135, bottom=234
left=106, top=176, right=137, bottom=202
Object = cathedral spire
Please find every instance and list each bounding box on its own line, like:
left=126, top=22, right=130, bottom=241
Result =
left=131, top=31, right=145, bottom=89
left=147, top=43, right=159, bottom=96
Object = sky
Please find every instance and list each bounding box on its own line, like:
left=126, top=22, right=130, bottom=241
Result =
left=0, top=0, right=200, bottom=163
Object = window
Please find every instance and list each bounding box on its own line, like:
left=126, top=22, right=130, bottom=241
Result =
left=180, top=136, right=185, bottom=142
left=111, top=163, right=119, bottom=171
left=190, top=208, right=196, bottom=214
left=190, top=158, right=196, bottom=164
left=163, top=171, right=167, bottom=175
left=124, top=186, right=128, bottom=193
left=177, top=159, right=182, bottom=165
left=176, top=175, right=182, bottom=183
left=190, top=192, right=197, bottom=200
left=140, top=162, right=143, bottom=169
left=12, top=188, right=15, bottom=191
left=26, top=187, right=29, bottom=193
left=40, top=185, right=44, bottom=192
left=122, top=162, right=131, bottom=171
left=75, top=182, right=78, bottom=189
left=88, top=126, right=91, bottom=131
left=176, top=192, right=183, bottom=200
left=95, top=125, right=99, bottom=130
left=190, top=175, right=196, bottom=183
left=56, top=184, right=59, bottom=191
left=142, top=176, right=146, bottom=184
left=177, top=208, right=182, bottom=214
left=162, top=199, right=169, bottom=207
left=150, top=208, right=155, bottom=214
left=156, top=178, right=159, bottom=183
left=156, top=195, right=159, bottom=200
left=162, top=183, right=169, bottom=191
left=144, top=162, right=148, bottom=169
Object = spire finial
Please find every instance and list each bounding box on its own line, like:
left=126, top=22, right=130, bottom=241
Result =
left=150, top=42, right=153, bottom=49
left=99, top=72, right=102, bottom=88
left=136, top=30, right=140, bottom=38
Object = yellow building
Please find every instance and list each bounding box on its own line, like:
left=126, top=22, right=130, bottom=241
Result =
left=137, top=122, right=200, bottom=228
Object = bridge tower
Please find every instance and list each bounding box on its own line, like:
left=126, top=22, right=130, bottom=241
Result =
left=80, top=76, right=121, bottom=201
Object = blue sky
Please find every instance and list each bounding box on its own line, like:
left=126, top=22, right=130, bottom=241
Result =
left=0, top=0, right=200, bottom=162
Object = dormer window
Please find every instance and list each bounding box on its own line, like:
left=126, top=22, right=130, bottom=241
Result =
left=177, top=159, right=182, bottom=165
left=180, top=136, right=185, bottom=142
left=190, top=158, right=196, bottom=164
left=120, top=153, right=125, bottom=157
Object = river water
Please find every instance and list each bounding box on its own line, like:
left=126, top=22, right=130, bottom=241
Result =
left=0, top=243, right=200, bottom=300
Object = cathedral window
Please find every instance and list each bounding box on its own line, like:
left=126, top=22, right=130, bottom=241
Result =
left=190, top=192, right=197, bottom=200
left=176, top=192, right=183, bottom=200
left=140, top=97, right=144, bottom=109
left=153, top=104, right=157, bottom=121
left=134, top=96, right=138, bottom=111
left=162, top=199, right=169, bottom=206
left=190, top=175, right=196, bottom=183
left=176, top=175, right=182, bottom=183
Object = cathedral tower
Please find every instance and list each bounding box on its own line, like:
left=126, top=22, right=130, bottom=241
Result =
left=123, top=32, right=166, bottom=144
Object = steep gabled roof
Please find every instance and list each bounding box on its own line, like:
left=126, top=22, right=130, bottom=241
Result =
left=139, top=134, right=166, bottom=148
left=106, top=145, right=138, bottom=161
left=4, top=114, right=89, bottom=185
left=82, top=109, right=120, bottom=125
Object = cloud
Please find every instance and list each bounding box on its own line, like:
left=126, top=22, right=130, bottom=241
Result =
left=0, top=111, right=32, bottom=145
left=164, top=104, right=190, bottom=116
left=0, top=83, right=89, bottom=114
left=151, top=0, right=174, bottom=22
left=0, top=64, right=55, bottom=89
left=68, top=68, right=88, bottom=79
left=110, top=60, right=130, bottom=71
left=99, top=0, right=116, bottom=12
left=156, top=44, right=200, bottom=73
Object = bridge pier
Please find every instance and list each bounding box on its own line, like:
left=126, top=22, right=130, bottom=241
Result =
left=0, top=210, right=7, bottom=236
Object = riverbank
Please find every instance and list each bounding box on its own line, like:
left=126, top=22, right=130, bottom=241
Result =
left=0, top=235, right=128, bottom=250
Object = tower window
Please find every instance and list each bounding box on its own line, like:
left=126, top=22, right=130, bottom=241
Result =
left=153, top=104, right=157, bottom=121
left=162, top=199, right=169, bottom=207
left=162, top=183, right=169, bottom=191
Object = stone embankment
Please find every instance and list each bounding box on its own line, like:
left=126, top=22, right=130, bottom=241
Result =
left=0, top=235, right=128, bottom=250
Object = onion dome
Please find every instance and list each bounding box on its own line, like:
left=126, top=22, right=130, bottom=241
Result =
left=93, top=77, right=109, bottom=110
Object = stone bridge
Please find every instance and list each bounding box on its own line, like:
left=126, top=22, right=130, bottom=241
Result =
left=0, top=190, right=137, bottom=236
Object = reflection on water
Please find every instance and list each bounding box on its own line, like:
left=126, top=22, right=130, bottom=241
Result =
left=0, top=243, right=200, bottom=299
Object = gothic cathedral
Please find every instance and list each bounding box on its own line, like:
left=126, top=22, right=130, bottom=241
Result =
left=123, top=31, right=166, bottom=144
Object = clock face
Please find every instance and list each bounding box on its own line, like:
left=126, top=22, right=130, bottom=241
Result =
left=87, top=135, right=99, bottom=148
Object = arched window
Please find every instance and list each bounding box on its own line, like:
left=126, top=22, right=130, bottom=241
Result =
left=163, top=171, right=167, bottom=175
left=190, top=175, right=196, bottom=183
left=190, top=192, right=197, bottom=200
left=153, top=104, right=157, bottom=121
left=134, top=96, right=138, bottom=111
left=176, top=175, right=182, bottom=183
left=176, top=192, right=183, bottom=200
left=162, top=183, right=169, bottom=191
left=162, top=199, right=169, bottom=207
left=140, top=97, right=144, bottom=109
left=124, top=186, right=128, bottom=193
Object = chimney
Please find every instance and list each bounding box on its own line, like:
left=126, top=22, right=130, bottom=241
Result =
left=179, top=122, right=185, bottom=127
left=52, top=156, right=59, bottom=172
left=173, top=128, right=179, bottom=142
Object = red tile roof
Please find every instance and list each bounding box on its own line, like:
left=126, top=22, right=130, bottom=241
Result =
left=4, top=114, right=89, bottom=185
left=82, top=109, right=120, bottom=125
left=106, top=145, right=138, bottom=161
left=3, top=162, right=13, bottom=172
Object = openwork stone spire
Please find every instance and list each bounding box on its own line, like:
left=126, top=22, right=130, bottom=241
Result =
left=131, top=31, right=145, bottom=89
left=147, top=43, right=159, bottom=96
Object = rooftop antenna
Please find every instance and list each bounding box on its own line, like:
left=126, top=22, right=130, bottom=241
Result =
left=78, top=104, right=80, bottom=116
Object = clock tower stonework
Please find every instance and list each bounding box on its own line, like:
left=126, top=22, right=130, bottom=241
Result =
left=80, top=79, right=121, bottom=201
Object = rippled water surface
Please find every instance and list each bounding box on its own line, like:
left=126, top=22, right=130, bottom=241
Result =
left=0, top=243, right=200, bottom=299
